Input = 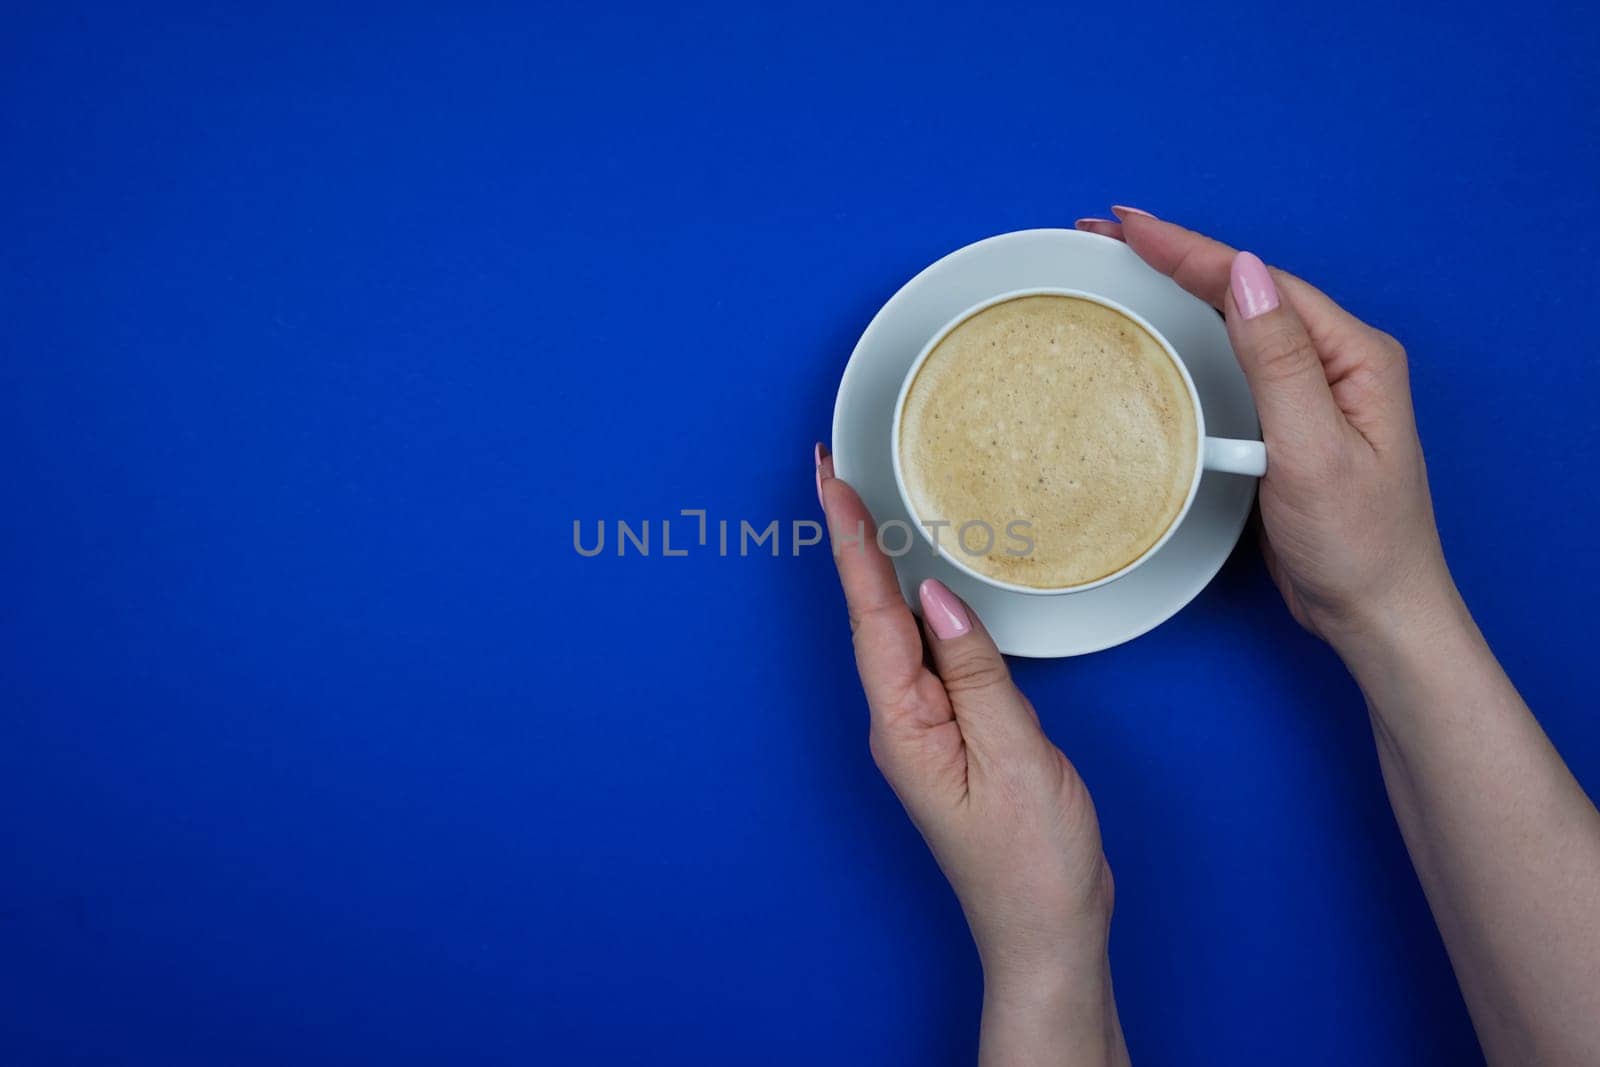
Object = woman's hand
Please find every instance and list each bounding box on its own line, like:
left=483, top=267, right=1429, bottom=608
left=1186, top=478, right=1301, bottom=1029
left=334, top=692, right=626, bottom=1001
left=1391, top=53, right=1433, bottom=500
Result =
left=815, top=444, right=1127, bottom=1066
left=1078, top=209, right=1600, bottom=1067
left=1079, top=208, right=1457, bottom=652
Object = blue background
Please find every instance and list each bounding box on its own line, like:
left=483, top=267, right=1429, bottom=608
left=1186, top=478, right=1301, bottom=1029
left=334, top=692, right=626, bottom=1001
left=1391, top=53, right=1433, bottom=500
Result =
left=4, top=2, right=1597, bottom=1063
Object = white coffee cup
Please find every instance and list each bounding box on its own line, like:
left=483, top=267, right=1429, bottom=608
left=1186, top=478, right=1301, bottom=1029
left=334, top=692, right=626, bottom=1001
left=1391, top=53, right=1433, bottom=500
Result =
left=890, top=287, right=1266, bottom=596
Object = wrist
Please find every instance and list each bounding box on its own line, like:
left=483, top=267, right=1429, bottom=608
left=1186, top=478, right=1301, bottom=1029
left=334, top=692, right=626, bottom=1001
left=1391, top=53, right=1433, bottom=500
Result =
left=1320, top=563, right=1466, bottom=670
left=980, top=921, right=1111, bottom=996
left=983, top=954, right=1111, bottom=1017
left=980, top=946, right=1125, bottom=1067
left=1325, top=572, right=1491, bottom=728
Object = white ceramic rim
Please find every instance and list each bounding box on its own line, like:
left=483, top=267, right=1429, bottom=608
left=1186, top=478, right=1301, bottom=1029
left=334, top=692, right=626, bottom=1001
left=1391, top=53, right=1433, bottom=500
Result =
left=889, top=286, right=1209, bottom=597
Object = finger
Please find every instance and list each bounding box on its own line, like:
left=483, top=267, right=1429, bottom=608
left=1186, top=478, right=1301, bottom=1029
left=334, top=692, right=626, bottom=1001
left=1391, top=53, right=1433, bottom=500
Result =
left=1118, top=212, right=1376, bottom=354
left=1117, top=212, right=1236, bottom=309
left=816, top=444, right=949, bottom=730
left=1074, top=218, right=1124, bottom=240
left=814, top=440, right=835, bottom=510
left=1224, top=252, right=1345, bottom=449
left=916, top=578, right=1042, bottom=757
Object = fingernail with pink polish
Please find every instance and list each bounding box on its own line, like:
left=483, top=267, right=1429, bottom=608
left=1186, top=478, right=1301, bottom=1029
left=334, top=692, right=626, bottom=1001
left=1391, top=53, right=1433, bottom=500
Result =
left=919, top=579, right=971, bottom=639
left=1111, top=204, right=1156, bottom=220
left=814, top=442, right=828, bottom=509
left=1231, top=251, right=1280, bottom=320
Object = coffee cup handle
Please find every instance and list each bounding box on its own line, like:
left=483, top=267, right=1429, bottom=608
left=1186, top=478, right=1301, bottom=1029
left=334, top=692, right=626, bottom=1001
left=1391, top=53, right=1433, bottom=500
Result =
left=1203, top=437, right=1268, bottom=477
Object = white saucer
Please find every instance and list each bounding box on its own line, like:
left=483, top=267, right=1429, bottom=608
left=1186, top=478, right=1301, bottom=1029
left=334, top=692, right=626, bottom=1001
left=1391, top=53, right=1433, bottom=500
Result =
left=830, top=228, right=1261, bottom=658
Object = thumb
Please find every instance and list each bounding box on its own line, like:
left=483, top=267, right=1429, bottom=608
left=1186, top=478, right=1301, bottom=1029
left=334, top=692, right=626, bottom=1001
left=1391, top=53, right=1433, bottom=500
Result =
left=916, top=579, right=1042, bottom=756
left=1226, top=251, right=1344, bottom=453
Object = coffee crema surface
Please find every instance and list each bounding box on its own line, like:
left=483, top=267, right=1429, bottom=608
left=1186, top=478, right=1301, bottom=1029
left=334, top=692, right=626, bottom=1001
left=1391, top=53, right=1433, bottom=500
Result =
left=899, top=294, right=1198, bottom=589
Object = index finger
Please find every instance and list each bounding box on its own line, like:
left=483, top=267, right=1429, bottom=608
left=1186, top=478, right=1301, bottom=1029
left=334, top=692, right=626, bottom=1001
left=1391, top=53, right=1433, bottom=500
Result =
left=815, top=446, right=947, bottom=729
left=1115, top=211, right=1371, bottom=353
left=1115, top=211, right=1236, bottom=309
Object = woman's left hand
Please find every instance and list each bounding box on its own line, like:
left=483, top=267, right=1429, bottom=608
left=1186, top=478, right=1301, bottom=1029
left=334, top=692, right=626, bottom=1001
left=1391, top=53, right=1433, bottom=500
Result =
left=816, top=443, right=1128, bottom=1066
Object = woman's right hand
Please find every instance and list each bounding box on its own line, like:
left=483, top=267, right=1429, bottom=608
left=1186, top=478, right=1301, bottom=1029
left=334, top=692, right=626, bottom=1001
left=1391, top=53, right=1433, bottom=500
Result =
left=1077, top=208, right=1458, bottom=651
left=1075, top=210, right=1600, bottom=1067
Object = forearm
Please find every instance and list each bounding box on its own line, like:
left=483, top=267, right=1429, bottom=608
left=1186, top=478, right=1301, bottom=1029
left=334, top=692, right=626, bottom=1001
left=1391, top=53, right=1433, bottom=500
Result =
left=1335, top=584, right=1600, bottom=1064
left=978, top=946, right=1130, bottom=1067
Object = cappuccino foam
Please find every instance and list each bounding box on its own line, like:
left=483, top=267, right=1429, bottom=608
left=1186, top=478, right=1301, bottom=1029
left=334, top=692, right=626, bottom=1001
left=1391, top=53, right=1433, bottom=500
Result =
left=899, top=294, right=1198, bottom=589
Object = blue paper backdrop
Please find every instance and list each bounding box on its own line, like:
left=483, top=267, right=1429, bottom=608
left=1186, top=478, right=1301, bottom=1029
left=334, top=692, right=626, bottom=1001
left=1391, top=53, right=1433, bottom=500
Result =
left=4, top=2, right=1597, bottom=1064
